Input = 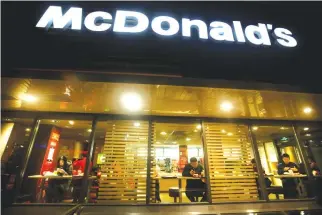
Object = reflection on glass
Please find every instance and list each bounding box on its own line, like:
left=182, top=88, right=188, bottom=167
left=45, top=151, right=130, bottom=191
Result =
left=297, top=125, right=322, bottom=201
left=18, top=119, right=93, bottom=204
left=1, top=118, right=34, bottom=206
left=253, top=125, right=308, bottom=200
left=151, top=122, right=207, bottom=204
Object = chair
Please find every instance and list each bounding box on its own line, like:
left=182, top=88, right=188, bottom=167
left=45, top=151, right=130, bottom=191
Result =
left=169, top=187, right=179, bottom=202
left=266, top=186, right=284, bottom=199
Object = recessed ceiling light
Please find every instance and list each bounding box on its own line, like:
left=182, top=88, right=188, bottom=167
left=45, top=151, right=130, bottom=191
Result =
left=252, top=126, right=258, bottom=131
left=25, top=128, right=31, bottom=132
left=186, top=138, right=191, bottom=141
left=160, top=131, right=167, bottom=135
left=227, top=132, right=233, bottom=136
left=19, top=93, right=38, bottom=103
left=280, top=127, right=288, bottom=130
left=133, top=122, right=140, bottom=127
left=220, top=101, right=233, bottom=112
left=87, top=129, right=92, bottom=133
left=120, top=92, right=142, bottom=112
left=303, top=127, right=309, bottom=131
left=305, top=134, right=311, bottom=137
left=303, top=107, right=312, bottom=114
left=68, top=120, right=74, bottom=125
left=196, top=125, right=201, bottom=130
left=221, top=129, right=226, bottom=133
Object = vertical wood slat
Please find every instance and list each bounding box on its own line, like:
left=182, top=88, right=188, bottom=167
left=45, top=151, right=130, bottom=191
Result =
left=98, top=120, right=149, bottom=204
left=149, top=122, right=157, bottom=203
left=204, top=123, right=259, bottom=202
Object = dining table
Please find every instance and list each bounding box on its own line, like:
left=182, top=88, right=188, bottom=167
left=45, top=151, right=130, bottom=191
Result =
left=28, top=174, right=97, bottom=202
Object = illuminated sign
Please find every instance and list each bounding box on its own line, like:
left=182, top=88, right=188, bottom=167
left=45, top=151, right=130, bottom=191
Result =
left=280, top=137, right=289, bottom=142
left=36, top=6, right=297, bottom=48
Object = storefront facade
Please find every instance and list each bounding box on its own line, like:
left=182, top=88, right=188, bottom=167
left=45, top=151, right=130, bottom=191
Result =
left=2, top=2, right=322, bottom=214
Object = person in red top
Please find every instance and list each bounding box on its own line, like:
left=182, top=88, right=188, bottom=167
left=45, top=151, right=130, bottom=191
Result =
left=71, top=151, right=93, bottom=203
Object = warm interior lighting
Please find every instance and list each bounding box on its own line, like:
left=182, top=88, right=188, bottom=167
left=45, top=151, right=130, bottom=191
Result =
left=227, top=132, right=233, bottom=136
left=25, top=128, right=31, bottom=132
left=186, top=138, right=191, bottom=141
left=120, top=92, right=142, bottom=112
left=172, top=141, right=177, bottom=144
left=305, top=134, right=311, bottom=137
left=87, top=129, right=92, bottom=132
left=280, top=127, right=288, bottom=130
left=196, top=124, right=201, bottom=130
left=194, top=129, right=198, bottom=132
left=68, top=120, right=75, bottom=125
left=160, top=131, right=167, bottom=135
left=303, top=107, right=312, bottom=114
left=303, top=127, right=309, bottom=131
left=221, top=129, right=226, bottom=133
left=19, top=93, right=38, bottom=103
left=156, top=141, right=160, bottom=144
left=252, top=126, right=258, bottom=131
left=133, top=122, right=140, bottom=127
left=220, top=101, right=233, bottom=112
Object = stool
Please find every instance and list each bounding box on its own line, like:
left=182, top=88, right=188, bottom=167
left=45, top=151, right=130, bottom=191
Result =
left=169, top=187, right=179, bottom=202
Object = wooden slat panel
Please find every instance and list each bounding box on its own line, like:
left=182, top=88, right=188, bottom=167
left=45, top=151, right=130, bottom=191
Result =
left=98, top=120, right=149, bottom=204
left=205, top=123, right=259, bottom=202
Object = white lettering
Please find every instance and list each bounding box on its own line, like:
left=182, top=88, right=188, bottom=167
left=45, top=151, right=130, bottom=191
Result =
left=36, top=6, right=82, bottom=30
left=209, top=21, right=234, bottom=42
left=151, top=16, right=179, bottom=36
left=245, top=23, right=271, bottom=46
left=84, top=11, right=112, bottom=32
left=182, top=18, right=208, bottom=39
left=113, top=10, right=149, bottom=33
left=232, top=21, right=246, bottom=43
left=274, top=28, right=297, bottom=47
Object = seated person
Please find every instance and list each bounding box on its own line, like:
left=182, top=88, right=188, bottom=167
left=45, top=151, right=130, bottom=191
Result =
left=251, top=158, right=272, bottom=187
left=46, top=156, right=71, bottom=203
left=308, top=157, right=321, bottom=176
left=182, top=157, right=207, bottom=202
left=277, top=153, right=299, bottom=199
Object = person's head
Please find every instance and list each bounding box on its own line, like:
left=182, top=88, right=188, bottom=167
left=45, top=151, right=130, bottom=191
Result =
left=308, top=157, right=316, bottom=168
left=57, top=156, right=68, bottom=169
left=251, top=158, right=256, bottom=166
left=190, top=157, right=198, bottom=168
left=282, top=153, right=290, bottom=164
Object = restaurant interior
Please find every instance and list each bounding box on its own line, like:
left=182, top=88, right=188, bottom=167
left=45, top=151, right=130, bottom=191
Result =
left=1, top=77, right=322, bottom=205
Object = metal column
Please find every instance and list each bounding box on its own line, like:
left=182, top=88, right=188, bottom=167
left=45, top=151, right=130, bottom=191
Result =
left=201, top=120, right=212, bottom=203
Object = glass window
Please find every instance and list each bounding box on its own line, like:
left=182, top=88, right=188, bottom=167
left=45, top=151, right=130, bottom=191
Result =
left=91, top=120, right=149, bottom=204
left=150, top=122, right=208, bottom=204
left=296, top=125, right=322, bottom=199
left=203, top=123, right=258, bottom=202
left=1, top=117, right=34, bottom=206
left=252, top=125, right=309, bottom=200
left=18, top=119, right=93, bottom=204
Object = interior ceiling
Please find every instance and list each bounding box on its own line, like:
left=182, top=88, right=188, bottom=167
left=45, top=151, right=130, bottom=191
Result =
left=1, top=77, right=322, bottom=120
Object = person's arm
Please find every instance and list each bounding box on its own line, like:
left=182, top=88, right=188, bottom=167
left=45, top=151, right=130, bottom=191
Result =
left=291, top=163, right=299, bottom=172
left=182, top=165, right=192, bottom=177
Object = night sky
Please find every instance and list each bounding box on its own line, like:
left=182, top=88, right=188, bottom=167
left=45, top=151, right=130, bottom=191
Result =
left=2, top=1, right=322, bottom=93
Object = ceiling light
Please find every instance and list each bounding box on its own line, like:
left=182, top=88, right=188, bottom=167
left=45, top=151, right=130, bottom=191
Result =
left=303, top=127, right=309, bottom=131
left=220, top=101, right=233, bottom=112
left=186, top=138, right=191, bottom=141
left=172, top=141, right=177, bottom=144
left=25, top=128, right=31, bottom=132
left=221, top=129, right=226, bottom=133
left=303, top=107, right=312, bottom=114
left=305, top=134, right=311, bottom=137
left=19, top=93, right=38, bottom=103
left=120, top=92, right=142, bottom=112
left=227, top=132, right=233, bottom=136
left=68, top=120, right=74, bottom=125
left=194, top=129, right=198, bottom=132
left=280, top=127, right=287, bottom=130
left=252, top=126, right=258, bottom=131
left=134, top=122, right=140, bottom=127
left=160, top=131, right=167, bottom=135
left=196, top=124, right=201, bottom=130
left=87, top=129, right=92, bottom=133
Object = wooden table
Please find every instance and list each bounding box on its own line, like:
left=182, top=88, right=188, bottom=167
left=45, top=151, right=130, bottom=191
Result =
left=155, top=176, right=205, bottom=203
left=28, top=175, right=97, bottom=202
left=273, top=174, right=308, bottom=198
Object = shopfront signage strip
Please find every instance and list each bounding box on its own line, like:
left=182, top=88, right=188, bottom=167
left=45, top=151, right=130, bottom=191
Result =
left=36, top=6, right=297, bottom=48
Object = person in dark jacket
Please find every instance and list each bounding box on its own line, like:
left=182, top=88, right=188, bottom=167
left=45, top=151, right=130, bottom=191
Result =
left=182, top=157, right=207, bottom=202
left=277, top=153, right=299, bottom=199
left=46, top=156, right=71, bottom=203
